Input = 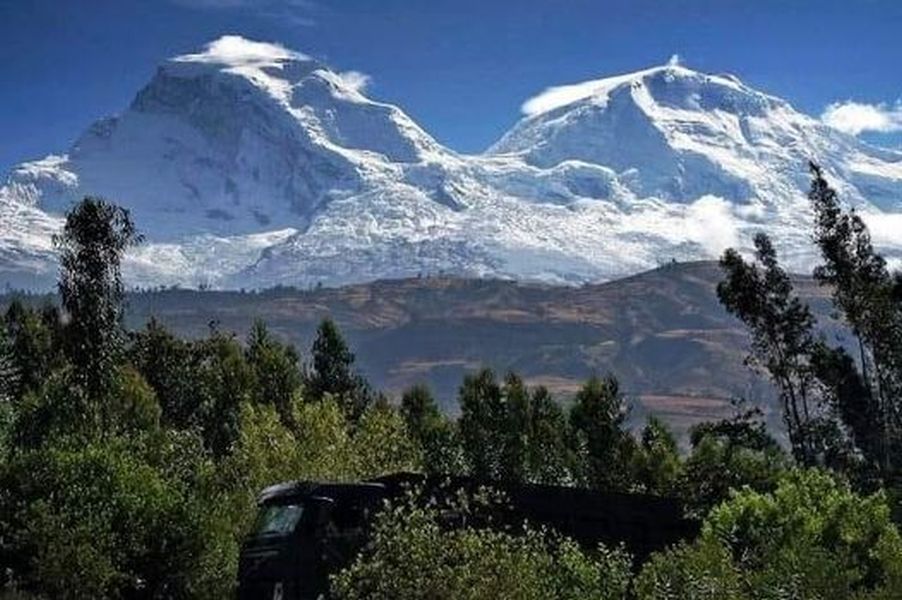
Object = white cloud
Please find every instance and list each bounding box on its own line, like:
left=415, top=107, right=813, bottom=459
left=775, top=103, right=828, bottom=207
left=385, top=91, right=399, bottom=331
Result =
left=336, top=70, right=372, bottom=93
left=861, top=211, right=902, bottom=245
left=521, top=79, right=613, bottom=117
left=685, top=196, right=741, bottom=257
left=174, top=35, right=309, bottom=67
left=521, top=56, right=682, bottom=117
left=821, top=100, right=902, bottom=136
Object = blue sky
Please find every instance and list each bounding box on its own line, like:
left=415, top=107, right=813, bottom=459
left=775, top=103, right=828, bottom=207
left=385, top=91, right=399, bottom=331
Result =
left=1, top=0, right=901, bottom=173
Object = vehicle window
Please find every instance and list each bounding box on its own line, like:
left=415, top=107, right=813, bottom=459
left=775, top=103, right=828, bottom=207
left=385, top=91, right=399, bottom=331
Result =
left=253, top=503, right=304, bottom=536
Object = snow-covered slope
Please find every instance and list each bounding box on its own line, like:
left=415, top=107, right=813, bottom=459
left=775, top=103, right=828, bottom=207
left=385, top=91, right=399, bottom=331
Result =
left=2, top=37, right=902, bottom=289
left=490, top=64, right=902, bottom=208
left=7, top=37, right=457, bottom=239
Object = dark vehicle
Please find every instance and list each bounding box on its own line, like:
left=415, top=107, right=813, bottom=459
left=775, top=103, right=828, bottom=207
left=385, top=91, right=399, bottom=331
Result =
left=237, top=473, right=698, bottom=600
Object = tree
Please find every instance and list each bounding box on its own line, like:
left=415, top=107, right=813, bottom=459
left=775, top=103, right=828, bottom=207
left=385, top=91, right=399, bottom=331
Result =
left=305, top=318, right=371, bottom=420
left=0, top=326, right=18, bottom=456
left=458, top=369, right=507, bottom=480
left=459, top=370, right=576, bottom=484
left=245, top=320, right=302, bottom=424
left=631, top=416, right=683, bottom=496
left=11, top=365, right=162, bottom=450
left=0, top=438, right=221, bottom=599
left=53, top=197, right=142, bottom=431
left=128, top=318, right=202, bottom=428
left=351, top=402, right=423, bottom=479
left=400, top=384, right=443, bottom=442
left=808, top=162, right=902, bottom=478
left=679, top=404, right=788, bottom=517
left=718, top=233, right=846, bottom=466
left=498, top=372, right=531, bottom=483
left=3, top=300, right=62, bottom=403
left=193, top=330, right=255, bottom=457
left=568, top=375, right=635, bottom=491
left=634, top=537, right=742, bottom=600
left=111, top=366, right=162, bottom=435
left=401, top=384, right=464, bottom=475
left=525, top=386, right=572, bottom=485
left=718, top=165, right=902, bottom=484
left=0, top=326, right=16, bottom=402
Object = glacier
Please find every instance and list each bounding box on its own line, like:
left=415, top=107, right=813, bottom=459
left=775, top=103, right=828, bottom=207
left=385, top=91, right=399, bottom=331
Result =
left=2, top=35, right=901, bottom=290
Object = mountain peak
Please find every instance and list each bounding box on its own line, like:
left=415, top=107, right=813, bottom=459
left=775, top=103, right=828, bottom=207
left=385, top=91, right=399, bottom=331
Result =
left=3, top=35, right=450, bottom=246
left=488, top=62, right=838, bottom=203
left=158, top=36, right=322, bottom=103
left=518, top=62, right=763, bottom=119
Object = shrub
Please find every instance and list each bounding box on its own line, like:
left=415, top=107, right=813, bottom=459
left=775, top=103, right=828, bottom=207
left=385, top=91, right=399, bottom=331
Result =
left=0, top=437, right=225, bottom=599
left=332, top=491, right=631, bottom=600
left=637, top=469, right=902, bottom=600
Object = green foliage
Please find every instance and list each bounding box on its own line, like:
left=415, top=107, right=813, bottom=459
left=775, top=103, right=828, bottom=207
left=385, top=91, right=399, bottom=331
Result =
left=458, top=368, right=508, bottom=479
left=3, top=301, right=62, bottom=403
left=131, top=320, right=284, bottom=456
left=631, top=416, right=683, bottom=496
left=718, top=233, right=842, bottom=466
left=635, top=538, right=741, bottom=600
left=54, top=197, right=142, bottom=415
left=401, top=384, right=465, bottom=474
left=192, top=330, right=256, bottom=457
left=0, top=323, right=18, bottom=404
left=524, top=386, right=571, bottom=484
left=0, top=327, right=18, bottom=456
left=679, top=408, right=788, bottom=518
left=214, top=400, right=313, bottom=546
left=400, top=384, right=442, bottom=439
left=569, top=375, right=635, bottom=491
left=352, top=400, right=423, bottom=478
left=638, top=470, right=902, bottom=599
left=458, top=370, right=572, bottom=484
left=332, top=492, right=632, bottom=600
left=305, top=318, right=373, bottom=421
left=0, top=436, right=225, bottom=599
left=128, top=318, right=202, bottom=428
left=245, top=320, right=302, bottom=423
left=12, top=366, right=161, bottom=450
left=706, top=470, right=902, bottom=597
left=809, top=162, right=902, bottom=478
left=12, top=367, right=91, bottom=449
left=217, top=396, right=422, bottom=547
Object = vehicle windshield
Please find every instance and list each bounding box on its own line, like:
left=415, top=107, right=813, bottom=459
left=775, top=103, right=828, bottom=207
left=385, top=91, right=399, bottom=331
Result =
left=253, top=502, right=305, bottom=537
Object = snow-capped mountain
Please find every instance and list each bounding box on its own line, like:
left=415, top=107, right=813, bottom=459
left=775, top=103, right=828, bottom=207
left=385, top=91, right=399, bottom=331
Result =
left=491, top=63, right=902, bottom=209
left=2, top=36, right=901, bottom=290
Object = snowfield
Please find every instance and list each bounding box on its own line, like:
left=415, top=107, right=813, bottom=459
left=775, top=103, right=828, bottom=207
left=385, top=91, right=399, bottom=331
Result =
left=2, top=36, right=902, bottom=290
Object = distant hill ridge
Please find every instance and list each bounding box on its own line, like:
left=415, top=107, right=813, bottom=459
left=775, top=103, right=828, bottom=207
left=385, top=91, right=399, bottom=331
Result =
left=10, top=261, right=824, bottom=444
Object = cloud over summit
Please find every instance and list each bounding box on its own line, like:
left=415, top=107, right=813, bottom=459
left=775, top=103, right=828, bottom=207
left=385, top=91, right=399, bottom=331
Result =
left=822, top=100, right=902, bottom=136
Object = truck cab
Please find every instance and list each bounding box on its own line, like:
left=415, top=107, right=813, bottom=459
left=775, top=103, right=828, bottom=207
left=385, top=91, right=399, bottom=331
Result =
left=237, top=481, right=387, bottom=600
